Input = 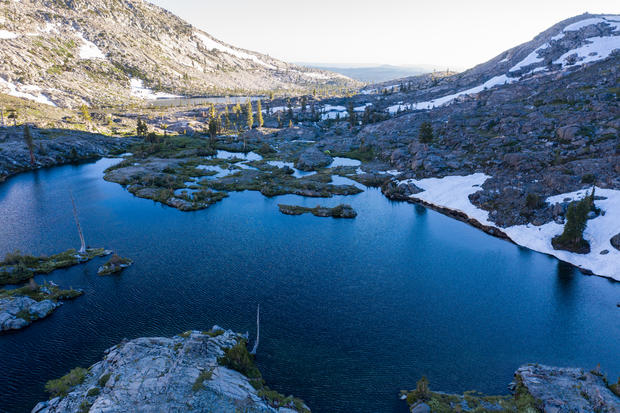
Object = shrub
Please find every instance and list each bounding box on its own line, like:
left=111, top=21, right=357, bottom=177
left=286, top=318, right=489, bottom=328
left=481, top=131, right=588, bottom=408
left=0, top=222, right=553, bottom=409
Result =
left=525, top=193, right=544, bottom=209
left=97, top=373, right=111, bottom=388
left=45, top=367, right=88, bottom=398
left=581, top=174, right=595, bottom=184
left=218, top=340, right=261, bottom=379
left=191, top=369, right=213, bottom=392
left=86, top=387, right=100, bottom=397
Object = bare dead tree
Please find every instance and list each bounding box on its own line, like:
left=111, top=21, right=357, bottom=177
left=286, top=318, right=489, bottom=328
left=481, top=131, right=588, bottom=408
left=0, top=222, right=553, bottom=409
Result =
left=250, top=304, right=260, bottom=355
left=71, top=192, right=86, bottom=254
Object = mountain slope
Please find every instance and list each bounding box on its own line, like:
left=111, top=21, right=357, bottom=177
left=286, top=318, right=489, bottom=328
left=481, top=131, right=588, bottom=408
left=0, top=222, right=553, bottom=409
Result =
left=361, top=13, right=619, bottom=112
left=0, top=0, right=356, bottom=108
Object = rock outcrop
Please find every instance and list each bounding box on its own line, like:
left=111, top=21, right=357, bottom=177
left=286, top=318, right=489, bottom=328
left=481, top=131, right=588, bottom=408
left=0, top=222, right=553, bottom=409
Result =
left=516, top=364, right=620, bottom=412
left=402, top=364, right=620, bottom=412
left=0, top=126, right=130, bottom=182
left=295, top=147, right=333, bottom=171
left=0, top=296, right=58, bottom=331
left=32, top=328, right=310, bottom=413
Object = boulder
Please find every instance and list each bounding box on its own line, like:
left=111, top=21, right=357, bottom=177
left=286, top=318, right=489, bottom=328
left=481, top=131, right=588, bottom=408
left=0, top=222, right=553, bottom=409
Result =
left=556, top=125, right=581, bottom=141
left=611, top=233, right=620, bottom=251
left=295, top=147, right=332, bottom=171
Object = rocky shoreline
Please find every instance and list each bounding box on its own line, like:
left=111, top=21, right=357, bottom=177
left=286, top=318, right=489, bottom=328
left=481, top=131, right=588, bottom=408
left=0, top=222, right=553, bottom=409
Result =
left=402, top=364, right=620, bottom=412
left=0, top=125, right=132, bottom=182
left=0, top=282, right=83, bottom=332
left=32, top=328, right=310, bottom=413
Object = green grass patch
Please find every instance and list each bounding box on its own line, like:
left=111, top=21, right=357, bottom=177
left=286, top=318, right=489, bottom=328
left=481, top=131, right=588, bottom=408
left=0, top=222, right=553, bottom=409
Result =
left=45, top=367, right=88, bottom=398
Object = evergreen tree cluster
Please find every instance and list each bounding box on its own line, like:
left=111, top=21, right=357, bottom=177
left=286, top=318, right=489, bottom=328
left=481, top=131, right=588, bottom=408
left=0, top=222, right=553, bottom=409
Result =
left=552, top=189, right=596, bottom=254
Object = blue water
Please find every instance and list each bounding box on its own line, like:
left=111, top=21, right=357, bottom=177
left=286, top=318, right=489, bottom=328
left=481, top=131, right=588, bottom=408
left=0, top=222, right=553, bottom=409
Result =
left=0, top=158, right=618, bottom=413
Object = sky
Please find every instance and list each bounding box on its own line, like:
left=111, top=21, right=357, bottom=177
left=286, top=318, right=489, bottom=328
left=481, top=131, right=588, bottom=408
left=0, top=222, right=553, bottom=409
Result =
left=148, top=0, right=618, bottom=70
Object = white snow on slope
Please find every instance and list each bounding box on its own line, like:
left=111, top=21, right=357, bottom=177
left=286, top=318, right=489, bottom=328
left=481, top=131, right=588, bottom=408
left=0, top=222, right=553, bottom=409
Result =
left=0, top=30, right=18, bottom=39
left=509, top=43, right=549, bottom=72
left=0, top=77, right=56, bottom=106
left=387, top=74, right=517, bottom=114
left=386, top=15, right=619, bottom=115
left=75, top=32, right=106, bottom=59
left=130, top=78, right=181, bottom=100
left=195, top=32, right=276, bottom=69
left=553, top=35, right=620, bottom=68
left=563, top=15, right=620, bottom=33
left=398, top=174, right=620, bottom=280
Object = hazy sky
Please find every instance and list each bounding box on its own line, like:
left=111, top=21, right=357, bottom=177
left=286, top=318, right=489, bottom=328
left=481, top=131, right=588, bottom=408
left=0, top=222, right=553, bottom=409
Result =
left=148, top=0, right=618, bottom=69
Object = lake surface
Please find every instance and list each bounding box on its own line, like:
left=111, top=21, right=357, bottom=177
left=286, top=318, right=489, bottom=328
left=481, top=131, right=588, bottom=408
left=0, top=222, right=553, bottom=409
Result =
left=147, top=96, right=261, bottom=108
left=0, top=158, right=618, bottom=413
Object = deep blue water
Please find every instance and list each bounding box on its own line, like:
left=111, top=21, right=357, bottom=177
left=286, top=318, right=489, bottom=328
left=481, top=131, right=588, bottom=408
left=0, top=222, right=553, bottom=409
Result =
left=0, top=158, right=618, bottom=413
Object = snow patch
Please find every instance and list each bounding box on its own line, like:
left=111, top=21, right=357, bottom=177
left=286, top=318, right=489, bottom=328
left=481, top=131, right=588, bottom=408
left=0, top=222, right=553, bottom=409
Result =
left=553, top=35, right=620, bottom=68
left=130, top=78, right=181, bottom=100
left=75, top=32, right=106, bottom=60
left=388, top=74, right=517, bottom=114
left=195, top=32, right=276, bottom=69
left=0, top=30, right=18, bottom=39
left=399, top=174, right=620, bottom=280
left=0, top=77, right=56, bottom=106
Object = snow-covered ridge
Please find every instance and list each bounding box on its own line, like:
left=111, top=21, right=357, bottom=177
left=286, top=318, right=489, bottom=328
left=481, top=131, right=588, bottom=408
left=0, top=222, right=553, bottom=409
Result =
left=195, top=32, right=276, bottom=70
left=398, top=174, right=620, bottom=281
left=0, top=76, right=56, bottom=106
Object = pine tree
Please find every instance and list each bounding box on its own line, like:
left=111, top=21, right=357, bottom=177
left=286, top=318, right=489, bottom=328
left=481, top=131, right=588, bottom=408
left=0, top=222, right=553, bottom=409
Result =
left=552, top=189, right=594, bottom=253
left=136, top=118, right=148, bottom=136
left=208, top=117, right=219, bottom=146
left=209, top=104, right=216, bottom=120
left=80, top=104, right=92, bottom=124
left=246, top=99, right=254, bottom=129
left=347, top=101, right=356, bottom=128
left=419, top=122, right=433, bottom=143
left=23, top=124, right=35, bottom=165
left=256, top=99, right=264, bottom=128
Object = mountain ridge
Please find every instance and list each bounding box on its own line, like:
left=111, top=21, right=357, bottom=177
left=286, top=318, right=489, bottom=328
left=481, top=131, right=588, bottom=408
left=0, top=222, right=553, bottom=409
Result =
left=0, top=0, right=357, bottom=108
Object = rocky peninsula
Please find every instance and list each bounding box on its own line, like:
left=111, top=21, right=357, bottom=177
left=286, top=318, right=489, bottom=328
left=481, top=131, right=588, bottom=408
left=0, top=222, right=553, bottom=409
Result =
left=0, top=282, right=83, bottom=332
left=403, top=364, right=620, bottom=412
left=0, top=249, right=108, bottom=286
left=32, top=328, right=310, bottom=413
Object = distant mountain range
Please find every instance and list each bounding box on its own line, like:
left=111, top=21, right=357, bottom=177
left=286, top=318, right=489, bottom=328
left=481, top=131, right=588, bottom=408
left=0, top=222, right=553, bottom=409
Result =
left=297, top=64, right=445, bottom=83
left=0, top=0, right=357, bottom=108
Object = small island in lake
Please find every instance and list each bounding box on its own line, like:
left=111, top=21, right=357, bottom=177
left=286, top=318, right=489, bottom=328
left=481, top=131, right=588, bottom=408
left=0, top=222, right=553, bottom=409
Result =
left=278, top=204, right=357, bottom=218
left=97, top=254, right=133, bottom=276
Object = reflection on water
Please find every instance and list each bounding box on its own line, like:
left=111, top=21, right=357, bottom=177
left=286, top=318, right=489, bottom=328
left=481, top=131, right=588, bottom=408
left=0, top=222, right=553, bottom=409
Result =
left=0, top=158, right=618, bottom=413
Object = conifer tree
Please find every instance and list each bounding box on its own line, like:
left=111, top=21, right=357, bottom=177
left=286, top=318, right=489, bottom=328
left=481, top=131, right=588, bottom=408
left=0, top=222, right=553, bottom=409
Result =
left=246, top=99, right=254, bottom=129
left=256, top=99, right=264, bottom=128
left=208, top=116, right=219, bottom=146
left=419, top=122, right=433, bottom=143
left=80, top=104, right=92, bottom=124
left=209, top=104, right=216, bottom=120
left=347, top=101, right=356, bottom=128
